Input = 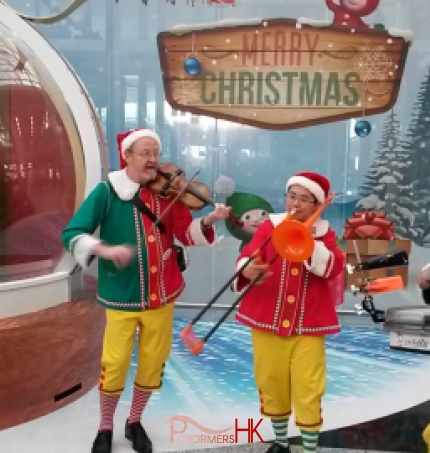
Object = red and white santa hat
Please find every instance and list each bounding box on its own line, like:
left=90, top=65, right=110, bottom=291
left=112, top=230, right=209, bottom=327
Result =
left=116, top=128, right=162, bottom=169
left=286, top=171, right=330, bottom=203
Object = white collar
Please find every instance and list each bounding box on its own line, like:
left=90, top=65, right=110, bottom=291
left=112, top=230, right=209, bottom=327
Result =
left=269, top=213, right=329, bottom=238
left=107, top=169, right=140, bottom=201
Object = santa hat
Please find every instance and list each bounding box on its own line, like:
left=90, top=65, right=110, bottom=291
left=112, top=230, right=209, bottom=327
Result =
left=286, top=172, right=330, bottom=204
left=116, top=129, right=161, bottom=169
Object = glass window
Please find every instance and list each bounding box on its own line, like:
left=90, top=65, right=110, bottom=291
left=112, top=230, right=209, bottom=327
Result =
left=2, top=0, right=426, bottom=306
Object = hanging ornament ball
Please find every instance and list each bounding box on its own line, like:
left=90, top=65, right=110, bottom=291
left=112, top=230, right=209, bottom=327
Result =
left=355, top=119, right=372, bottom=137
left=373, top=23, right=385, bottom=30
left=184, top=56, right=201, bottom=75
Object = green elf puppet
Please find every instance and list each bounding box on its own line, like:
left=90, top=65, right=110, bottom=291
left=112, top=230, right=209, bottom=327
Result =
left=215, top=175, right=274, bottom=250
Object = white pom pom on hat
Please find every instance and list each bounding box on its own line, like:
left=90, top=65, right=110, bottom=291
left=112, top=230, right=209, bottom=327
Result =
left=214, top=175, right=236, bottom=198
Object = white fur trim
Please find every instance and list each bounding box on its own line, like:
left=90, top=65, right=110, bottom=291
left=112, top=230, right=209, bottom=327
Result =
left=108, top=169, right=140, bottom=201
left=231, top=257, right=250, bottom=293
left=269, top=213, right=329, bottom=238
left=70, top=234, right=101, bottom=269
left=324, top=250, right=335, bottom=278
left=286, top=175, right=325, bottom=203
left=311, top=218, right=329, bottom=238
left=303, top=240, right=330, bottom=277
left=121, top=129, right=161, bottom=157
left=422, top=263, right=430, bottom=271
left=188, top=217, right=214, bottom=246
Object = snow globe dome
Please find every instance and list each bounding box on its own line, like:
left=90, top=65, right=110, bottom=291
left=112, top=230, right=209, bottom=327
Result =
left=0, top=5, right=106, bottom=429
left=0, top=17, right=106, bottom=287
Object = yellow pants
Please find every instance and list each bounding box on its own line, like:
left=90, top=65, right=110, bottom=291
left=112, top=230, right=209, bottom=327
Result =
left=252, top=329, right=326, bottom=431
left=423, top=422, right=430, bottom=450
left=99, top=302, right=175, bottom=395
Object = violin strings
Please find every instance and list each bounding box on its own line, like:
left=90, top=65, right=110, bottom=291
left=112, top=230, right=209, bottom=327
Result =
left=149, top=169, right=201, bottom=235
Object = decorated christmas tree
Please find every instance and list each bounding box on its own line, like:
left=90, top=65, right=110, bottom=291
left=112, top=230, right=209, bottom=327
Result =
left=400, top=69, right=430, bottom=245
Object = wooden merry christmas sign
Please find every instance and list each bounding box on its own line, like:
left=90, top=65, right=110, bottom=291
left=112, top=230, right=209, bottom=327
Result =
left=157, top=18, right=412, bottom=130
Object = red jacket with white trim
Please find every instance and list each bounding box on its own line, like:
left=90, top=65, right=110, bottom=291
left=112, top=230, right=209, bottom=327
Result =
left=234, top=214, right=344, bottom=336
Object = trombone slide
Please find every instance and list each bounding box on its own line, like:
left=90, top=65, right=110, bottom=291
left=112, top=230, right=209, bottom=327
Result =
left=180, top=252, right=278, bottom=355
left=180, top=193, right=335, bottom=355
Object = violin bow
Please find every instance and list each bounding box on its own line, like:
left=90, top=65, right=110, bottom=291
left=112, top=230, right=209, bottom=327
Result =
left=148, top=169, right=201, bottom=235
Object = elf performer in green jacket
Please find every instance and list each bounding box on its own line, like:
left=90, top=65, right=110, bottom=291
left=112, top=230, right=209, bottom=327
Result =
left=62, top=128, right=231, bottom=453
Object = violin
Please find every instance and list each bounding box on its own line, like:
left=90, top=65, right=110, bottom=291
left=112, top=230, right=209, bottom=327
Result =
left=147, top=162, right=244, bottom=228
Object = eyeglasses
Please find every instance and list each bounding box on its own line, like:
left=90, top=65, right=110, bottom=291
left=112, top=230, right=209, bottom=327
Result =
left=285, top=191, right=316, bottom=204
left=129, top=150, right=160, bottom=159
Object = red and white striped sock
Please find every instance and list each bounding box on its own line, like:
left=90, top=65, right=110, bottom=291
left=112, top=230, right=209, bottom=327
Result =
left=128, top=387, right=151, bottom=424
left=99, top=391, right=120, bottom=432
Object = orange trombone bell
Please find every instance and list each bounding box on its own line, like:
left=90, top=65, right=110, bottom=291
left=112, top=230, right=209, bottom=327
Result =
left=271, top=192, right=335, bottom=261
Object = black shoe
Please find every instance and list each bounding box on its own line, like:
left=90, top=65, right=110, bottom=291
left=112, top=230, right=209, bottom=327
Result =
left=266, top=442, right=291, bottom=453
left=125, top=419, right=153, bottom=453
left=92, top=430, right=112, bottom=453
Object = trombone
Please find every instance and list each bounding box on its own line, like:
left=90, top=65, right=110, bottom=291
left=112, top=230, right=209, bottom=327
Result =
left=180, top=192, right=335, bottom=355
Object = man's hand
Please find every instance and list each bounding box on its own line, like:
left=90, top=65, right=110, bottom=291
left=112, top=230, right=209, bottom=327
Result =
left=203, top=203, right=232, bottom=226
left=93, top=244, right=135, bottom=269
left=417, top=266, right=430, bottom=289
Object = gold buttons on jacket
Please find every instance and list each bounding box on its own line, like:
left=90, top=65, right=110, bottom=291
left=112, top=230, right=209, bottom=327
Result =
left=150, top=266, right=157, bottom=274
left=287, top=295, right=295, bottom=304
left=150, top=293, right=157, bottom=301
left=291, top=268, right=299, bottom=276
left=282, top=320, right=290, bottom=328
left=148, top=235, right=155, bottom=243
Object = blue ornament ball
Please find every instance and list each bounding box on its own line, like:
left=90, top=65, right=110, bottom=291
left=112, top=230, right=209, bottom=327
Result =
left=355, top=119, right=372, bottom=137
left=184, top=56, right=201, bottom=75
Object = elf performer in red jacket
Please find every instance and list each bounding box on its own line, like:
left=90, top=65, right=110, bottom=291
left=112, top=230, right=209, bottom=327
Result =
left=233, top=172, right=345, bottom=453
